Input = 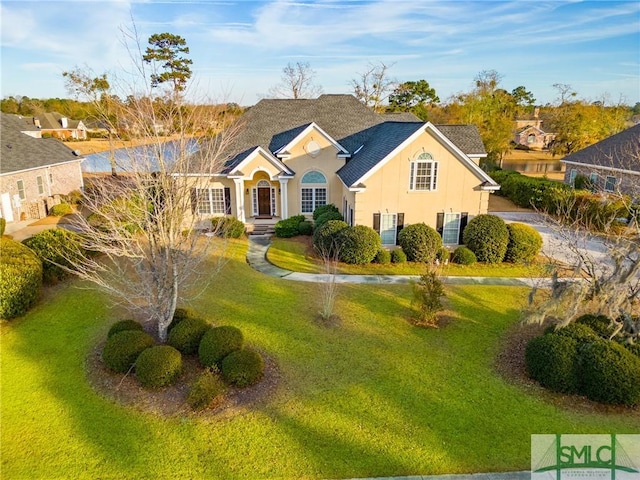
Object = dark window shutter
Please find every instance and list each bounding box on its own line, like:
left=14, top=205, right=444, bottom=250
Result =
left=459, top=212, right=468, bottom=244
left=190, top=188, right=198, bottom=214
left=224, top=187, right=231, bottom=215
left=396, top=213, right=404, bottom=245
left=436, top=212, right=444, bottom=236
left=373, top=213, right=380, bottom=233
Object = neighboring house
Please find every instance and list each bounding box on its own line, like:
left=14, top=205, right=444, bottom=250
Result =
left=561, top=124, right=640, bottom=196
left=513, top=108, right=555, bottom=150
left=0, top=113, right=84, bottom=222
left=189, top=94, right=499, bottom=246
left=31, top=112, right=88, bottom=140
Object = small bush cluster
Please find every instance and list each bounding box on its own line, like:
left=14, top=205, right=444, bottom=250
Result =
left=168, top=307, right=198, bottom=333
left=313, top=220, right=348, bottom=257
left=135, top=345, right=182, bottom=388
left=451, top=246, right=476, bottom=265
left=188, top=370, right=227, bottom=410
left=374, top=249, right=391, bottom=264
left=0, top=217, right=6, bottom=236
left=0, top=238, right=42, bottom=319
left=505, top=223, right=542, bottom=263
left=211, top=217, right=245, bottom=238
left=274, top=215, right=306, bottom=238
left=436, top=247, right=450, bottom=263
left=199, top=326, right=244, bottom=367
left=462, top=215, right=509, bottom=263
left=313, top=204, right=340, bottom=221
left=62, top=190, right=83, bottom=206
left=574, top=314, right=615, bottom=339
left=338, top=225, right=381, bottom=264
left=22, top=228, right=84, bottom=284
left=315, top=210, right=343, bottom=230
left=391, top=249, right=407, bottom=264
left=49, top=203, right=73, bottom=217
left=298, top=221, right=313, bottom=236
left=525, top=319, right=640, bottom=406
left=107, top=319, right=144, bottom=338
left=167, top=316, right=210, bottom=354
left=220, top=348, right=264, bottom=387
left=102, top=330, right=155, bottom=373
left=397, top=223, right=442, bottom=263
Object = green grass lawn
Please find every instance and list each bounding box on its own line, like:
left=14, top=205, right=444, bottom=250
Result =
left=267, top=237, right=553, bottom=277
left=1, top=239, right=638, bottom=480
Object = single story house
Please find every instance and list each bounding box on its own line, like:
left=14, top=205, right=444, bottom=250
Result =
left=0, top=113, right=84, bottom=222
left=562, top=124, right=640, bottom=196
left=189, top=94, right=499, bottom=246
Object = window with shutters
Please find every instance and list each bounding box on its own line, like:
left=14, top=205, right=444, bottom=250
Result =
left=380, top=213, right=397, bottom=245
left=409, top=152, right=438, bottom=191
left=442, top=213, right=461, bottom=245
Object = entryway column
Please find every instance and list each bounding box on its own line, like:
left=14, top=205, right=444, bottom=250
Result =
left=233, top=178, right=246, bottom=223
left=278, top=178, right=289, bottom=219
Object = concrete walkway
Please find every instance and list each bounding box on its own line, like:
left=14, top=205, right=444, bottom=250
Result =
left=247, top=235, right=553, bottom=287
left=345, top=472, right=530, bottom=480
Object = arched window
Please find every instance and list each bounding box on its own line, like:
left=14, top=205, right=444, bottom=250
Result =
left=409, top=152, right=438, bottom=191
left=300, top=170, right=327, bottom=214
left=527, top=133, right=536, bottom=144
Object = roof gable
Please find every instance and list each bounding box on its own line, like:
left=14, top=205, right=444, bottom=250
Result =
left=223, top=146, right=293, bottom=177
left=273, top=122, right=349, bottom=157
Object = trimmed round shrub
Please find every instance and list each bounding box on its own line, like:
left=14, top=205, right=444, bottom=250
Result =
left=525, top=333, right=579, bottom=393
left=338, top=225, right=381, bottom=264
left=199, top=326, right=244, bottom=368
left=314, top=210, right=343, bottom=230
left=451, top=246, right=476, bottom=265
left=0, top=217, right=6, bottom=236
left=552, top=323, right=600, bottom=344
left=0, top=238, right=42, bottom=319
left=274, top=215, right=306, bottom=238
left=436, top=247, right=450, bottom=263
left=168, top=307, right=198, bottom=333
left=107, top=319, right=144, bottom=339
left=575, top=314, right=615, bottom=339
left=313, top=204, right=340, bottom=220
left=167, top=316, right=210, bottom=355
left=135, top=345, right=182, bottom=388
left=374, top=248, right=391, bottom=264
left=578, top=340, right=640, bottom=406
left=391, top=248, right=407, bottom=264
left=397, top=223, right=442, bottom=263
left=313, top=220, right=348, bottom=256
left=624, top=343, right=640, bottom=358
left=211, top=217, right=245, bottom=238
left=188, top=370, right=227, bottom=410
left=49, top=203, right=73, bottom=216
left=220, top=348, right=264, bottom=387
left=505, top=223, right=542, bottom=263
left=298, top=221, right=313, bottom=236
left=102, top=330, right=155, bottom=373
left=22, top=228, right=84, bottom=284
left=462, top=214, right=509, bottom=263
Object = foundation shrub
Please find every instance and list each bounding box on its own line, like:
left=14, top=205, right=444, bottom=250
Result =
left=505, top=223, right=542, bottom=263
left=0, top=217, right=6, bottom=236
left=397, top=223, right=442, bottom=263
left=298, top=221, right=313, bottom=236
left=0, top=238, right=42, bottom=319
left=107, top=319, right=144, bottom=339
left=274, top=215, right=306, bottom=238
left=198, top=325, right=244, bottom=367
left=210, top=217, right=245, bottom=238
left=451, top=246, right=476, bottom=265
left=313, top=220, right=348, bottom=257
left=135, top=345, right=182, bottom=388
left=314, top=210, right=343, bottom=230
left=338, top=225, right=381, bottom=264
left=220, top=348, right=264, bottom=387
left=167, top=316, right=210, bottom=355
left=188, top=369, right=227, bottom=410
left=525, top=333, right=579, bottom=394
left=49, top=203, right=73, bottom=216
left=462, top=214, right=509, bottom=264
left=102, top=330, right=155, bottom=373
left=436, top=247, right=450, bottom=263
left=312, top=204, right=340, bottom=220
left=374, top=248, right=391, bottom=264
left=391, top=249, right=407, bottom=264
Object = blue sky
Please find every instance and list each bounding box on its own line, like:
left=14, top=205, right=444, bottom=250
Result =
left=1, top=0, right=639, bottom=106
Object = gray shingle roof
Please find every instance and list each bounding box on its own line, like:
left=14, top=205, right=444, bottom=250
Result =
left=35, top=112, right=83, bottom=130
left=562, top=124, right=640, bottom=172
left=434, top=125, right=487, bottom=156
left=1, top=113, right=83, bottom=175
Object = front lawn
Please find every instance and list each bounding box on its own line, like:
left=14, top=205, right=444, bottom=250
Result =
left=267, top=236, right=553, bottom=277
left=1, top=239, right=637, bottom=480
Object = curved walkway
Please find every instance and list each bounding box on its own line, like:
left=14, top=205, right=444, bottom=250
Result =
left=247, top=236, right=553, bottom=287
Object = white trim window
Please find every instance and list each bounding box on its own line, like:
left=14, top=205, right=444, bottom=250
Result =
left=409, top=152, right=438, bottom=191
left=380, top=213, right=397, bottom=246
left=37, top=175, right=45, bottom=195
left=300, top=170, right=327, bottom=214
left=569, top=168, right=577, bottom=186
left=16, top=179, right=26, bottom=200
left=196, top=188, right=225, bottom=215
left=442, top=213, right=461, bottom=245
left=604, top=175, right=616, bottom=192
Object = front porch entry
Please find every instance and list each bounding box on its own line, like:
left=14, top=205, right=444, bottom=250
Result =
left=256, top=185, right=271, bottom=217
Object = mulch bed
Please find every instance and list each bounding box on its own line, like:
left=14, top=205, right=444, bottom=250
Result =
left=86, top=340, right=281, bottom=418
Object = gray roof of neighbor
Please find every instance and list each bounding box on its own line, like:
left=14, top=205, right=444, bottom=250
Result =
left=1, top=113, right=83, bottom=175
left=35, top=112, right=84, bottom=130
left=213, top=94, right=488, bottom=184
left=562, top=124, right=640, bottom=172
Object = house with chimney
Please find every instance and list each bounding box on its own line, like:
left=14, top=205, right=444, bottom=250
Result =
left=31, top=112, right=88, bottom=140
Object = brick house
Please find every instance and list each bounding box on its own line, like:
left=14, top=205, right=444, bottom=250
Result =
left=0, top=113, right=84, bottom=222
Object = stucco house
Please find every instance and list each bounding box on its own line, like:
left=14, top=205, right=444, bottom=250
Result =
left=189, top=94, right=499, bottom=246
left=0, top=113, right=84, bottom=222
left=562, top=124, right=640, bottom=196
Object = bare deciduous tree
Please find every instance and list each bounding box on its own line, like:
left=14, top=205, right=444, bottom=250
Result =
left=350, top=61, right=396, bottom=112
left=268, top=61, right=323, bottom=99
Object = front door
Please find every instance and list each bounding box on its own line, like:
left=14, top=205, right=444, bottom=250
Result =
left=0, top=193, right=13, bottom=222
left=257, top=187, right=271, bottom=216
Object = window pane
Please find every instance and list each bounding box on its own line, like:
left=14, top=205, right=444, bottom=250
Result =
left=443, top=213, right=460, bottom=245
left=17, top=180, right=25, bottom=200
left=210, top=188, right=225, bottom=214
left=605, top=176, right=616, bottom=192
left=37, top=176, right=44, bottom=195
left=197, top=189, right=211, bottom=214
left=301, top=171, right=327, bottom=184
left=380, top=213, right=397, bottom=245
left=411, top=160, right=437, bottom=191
left=315, top=188, right=327, bottom=208
left=301, top=188, right=313, bottom=213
